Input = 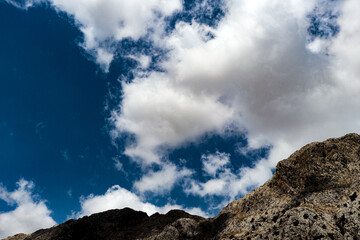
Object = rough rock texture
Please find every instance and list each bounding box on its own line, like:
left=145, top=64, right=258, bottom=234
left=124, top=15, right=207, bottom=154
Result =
left=3, top=234, right=29, bottom=240
left=218, top=133, right=360, bottom=239
left=4, top=133, right=360, bottom=240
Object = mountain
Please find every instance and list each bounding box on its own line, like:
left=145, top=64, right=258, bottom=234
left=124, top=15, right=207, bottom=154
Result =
left=4, top=133, right=360, bottom=240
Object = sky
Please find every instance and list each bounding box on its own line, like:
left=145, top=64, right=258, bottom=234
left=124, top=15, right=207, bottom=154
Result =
left=1, top=0, right=360, bottom=238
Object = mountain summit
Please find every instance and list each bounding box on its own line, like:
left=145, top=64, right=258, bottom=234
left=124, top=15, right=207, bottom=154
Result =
left=5, top=133, right=360, bottom=240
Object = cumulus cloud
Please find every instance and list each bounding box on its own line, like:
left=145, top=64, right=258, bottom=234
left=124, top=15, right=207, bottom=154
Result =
left=111, top=75, right=233, bottom=165
left=72, top=184, right=207, bottom=218
left=331, top=0, right=360, bottom=78
left=134, top=163, right=193, bottom=194
left=0, top=179, right=56, bottom=239
left=112, top=0, right=360, bottom=196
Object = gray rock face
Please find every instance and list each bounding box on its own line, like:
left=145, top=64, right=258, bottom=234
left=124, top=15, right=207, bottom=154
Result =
left=4, top=133, right=360, bottom=240
left=218, top=133, right=360, bottom=239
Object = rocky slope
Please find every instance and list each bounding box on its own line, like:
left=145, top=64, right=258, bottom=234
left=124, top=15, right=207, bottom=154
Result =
left=4, top=133, right=360, bottom=240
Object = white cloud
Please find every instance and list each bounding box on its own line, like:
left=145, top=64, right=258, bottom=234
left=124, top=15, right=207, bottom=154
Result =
left=48, top=0, right=182, bottom=71
left=134, top=163, right=193, bottom=195
left=331, top=0, right=360, bottom=79
left=111, top=75, right=233, bottom=165
left=111, top=0, right=321, bottom=168
left=73, top=184, right=207, bottom=218
left=184, top=152, right=233, bottom=197
left=185, top=178, right=228, bottom=197
left=201, top=151, right=230, bottom=177
left=306, top=38, right=329, bottom=54
left=184, top=151, right=269, bottom=199
left=111, top=0, right=360, bottom=196
left=128, top=54, right=152, bottom=70
left=95, top=48, right=114, bottom=73
left=184, top=152, right=273, bottom=200
left=229, top=159, right=274, bottom=196
left=5, top=0, right=44, bottom=9
left=0, top=179, right=56, bottom=239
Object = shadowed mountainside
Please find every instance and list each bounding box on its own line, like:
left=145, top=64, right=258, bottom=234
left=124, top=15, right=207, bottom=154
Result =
left=4, top=133, right=360, bottom=240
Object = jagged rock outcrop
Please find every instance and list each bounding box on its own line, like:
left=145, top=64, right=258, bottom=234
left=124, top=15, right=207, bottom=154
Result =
left=217, top=133, right=360, bottom=239
left=4, top=133, right=360, bottom=240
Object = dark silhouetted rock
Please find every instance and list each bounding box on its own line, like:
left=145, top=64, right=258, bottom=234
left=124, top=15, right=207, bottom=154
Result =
left=5, top=133, right=360, bottom=240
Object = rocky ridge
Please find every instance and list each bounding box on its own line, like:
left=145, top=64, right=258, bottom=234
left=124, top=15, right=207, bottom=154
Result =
left=4, top=133, right=360, bottom=240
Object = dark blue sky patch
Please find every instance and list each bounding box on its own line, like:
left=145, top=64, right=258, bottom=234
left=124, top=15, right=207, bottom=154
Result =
left=166, top=0, right=226, bottom=33
left=307, top=3, right=340, bottom=39
left=0, top=3, right=128, bottom=222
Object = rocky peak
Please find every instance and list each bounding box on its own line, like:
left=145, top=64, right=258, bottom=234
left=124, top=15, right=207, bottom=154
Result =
left=219, top=133, right=360, bottom=239
left=4, top=133, right=360, bottom=240
left=273, top=133, right=360, bottom=195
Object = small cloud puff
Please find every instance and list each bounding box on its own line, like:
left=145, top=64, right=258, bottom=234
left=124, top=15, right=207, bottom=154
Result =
left=201, top=151, right=230, bottom=177
left=184, top=152, right=273, bottom=201
left=134, top=163, right=193, bottom=195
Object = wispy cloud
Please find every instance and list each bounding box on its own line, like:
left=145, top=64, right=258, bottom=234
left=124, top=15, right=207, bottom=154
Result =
left=35, top=121, right=45, bottom=139
left=113, top=158, right=123, bottom=172
left=67, top=189, right=72, bottom=198
left=60, top=149, right=70, bottom=163
left=5, top=0, right=44, bottom=10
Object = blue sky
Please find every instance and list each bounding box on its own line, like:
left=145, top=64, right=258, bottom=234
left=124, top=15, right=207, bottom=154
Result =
left=1, top=0, right=360, bottom=238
